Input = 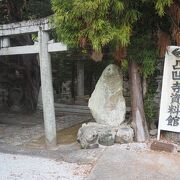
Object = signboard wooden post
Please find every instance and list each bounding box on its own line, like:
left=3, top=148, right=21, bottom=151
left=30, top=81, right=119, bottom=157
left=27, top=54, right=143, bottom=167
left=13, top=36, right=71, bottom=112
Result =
left=158, top=46, right=180, bottom=140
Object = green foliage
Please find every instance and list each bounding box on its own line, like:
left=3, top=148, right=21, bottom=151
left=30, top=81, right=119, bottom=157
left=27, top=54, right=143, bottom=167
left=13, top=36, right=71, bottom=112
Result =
left=0, top=0, right=52, bottom=24
left=128, top=34, right=157, bottom=78
left=0, top=1, right=9, bottom=23
left=51, top=0, right=174, bottom=56
left=121, top=59, right=129, bottom=72
left=144, top=92, right=157, bottom=127
left=141, top=0, right=174, bottom=16
left=144, top=78, right=158, bottom=127
left=155, top=0, right=173, bottom=16
left=51, top=0, right=141, bottom=52
left=24, top=0, right=52, bottom=19
left=141, top=51, right=157, bottom=78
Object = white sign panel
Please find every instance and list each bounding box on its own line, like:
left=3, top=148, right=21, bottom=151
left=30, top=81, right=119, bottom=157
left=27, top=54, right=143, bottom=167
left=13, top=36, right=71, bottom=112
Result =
left=158, top=46, right=180, bottom=140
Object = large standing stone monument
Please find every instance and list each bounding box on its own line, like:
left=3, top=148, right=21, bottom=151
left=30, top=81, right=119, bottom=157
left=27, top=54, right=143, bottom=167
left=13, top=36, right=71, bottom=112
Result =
left=88, top=64, right=126, bottom=126
left=77, top=64, right=134, bottom=149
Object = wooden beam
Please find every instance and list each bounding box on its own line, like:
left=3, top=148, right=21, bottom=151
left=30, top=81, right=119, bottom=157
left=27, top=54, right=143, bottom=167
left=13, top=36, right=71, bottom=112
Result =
left=0, top=45, right=39, bottom=56
left=48, top=42, right=67, bottom=53
left=0, top=43, right=67, bottom=56
left=0, top=16, right=53, bottom=36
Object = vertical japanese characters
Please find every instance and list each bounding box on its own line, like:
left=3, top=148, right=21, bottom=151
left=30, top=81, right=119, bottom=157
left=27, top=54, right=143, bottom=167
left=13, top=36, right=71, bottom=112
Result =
left=166, top=59, right=180, bottom=126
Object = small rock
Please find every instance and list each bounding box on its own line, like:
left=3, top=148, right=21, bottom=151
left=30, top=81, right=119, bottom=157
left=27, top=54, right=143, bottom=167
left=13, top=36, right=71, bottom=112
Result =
left=151, top=141, right=175, bottom=153
left=177, top=147, right=180, bottom=152
left=77, top=125, right=99, bottom=149
left=150, top=129, right=158, bottom=136
left=150, top=122, right=157, bottom=130
left=77, top=122, right=117, bottom=149
left=115, top=126, right=134, bottom=144
left=98, top=130, right=115, bottom=146
left=77, top=122, right=134, bottom=148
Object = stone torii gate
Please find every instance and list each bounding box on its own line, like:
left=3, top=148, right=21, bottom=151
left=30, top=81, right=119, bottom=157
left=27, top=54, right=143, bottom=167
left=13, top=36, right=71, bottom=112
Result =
left=0, top=17, right=67, bottom=149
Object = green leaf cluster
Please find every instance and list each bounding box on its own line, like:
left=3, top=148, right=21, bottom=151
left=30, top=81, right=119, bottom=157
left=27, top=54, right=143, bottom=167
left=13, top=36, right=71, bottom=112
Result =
left=128, top=34, right=158, bottom=78
left=0, top=0, right=52, bottom=24
left=144, top=77, right=158, bottom=127
left=23, top=0, right=53, bottom=19
left=51, top=0, right=140, bottom=52
left=155, top=0, right=173, bottom=16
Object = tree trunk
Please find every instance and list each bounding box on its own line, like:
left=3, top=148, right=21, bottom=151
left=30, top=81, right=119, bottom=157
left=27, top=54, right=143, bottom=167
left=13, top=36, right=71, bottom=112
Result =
left=129, top=60, right=149, bottom=142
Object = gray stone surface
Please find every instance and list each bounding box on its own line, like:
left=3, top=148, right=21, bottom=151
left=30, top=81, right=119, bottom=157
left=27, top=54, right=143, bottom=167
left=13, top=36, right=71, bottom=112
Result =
left=77, top=125, right=99, bottom=149
left=150, top=129, right=158, bottom=136
left=77, top=122, right=134, bottom=148
left=88, top=145, right=180, bottom=180
left=77, top=122, right=117, bottom=148
left=164, top=132, right=180, bottom=144
left=98, top=131, right=115, bottom=146
left=39, top=31, right=56, bottom=148
left=88, top=64, right=126, bottom=126
left=115, top=125, right=134, bottom=143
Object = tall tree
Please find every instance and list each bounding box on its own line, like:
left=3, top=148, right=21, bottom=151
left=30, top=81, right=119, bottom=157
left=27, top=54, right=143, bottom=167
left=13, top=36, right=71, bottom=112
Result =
left=127, top=1, right=158, bottom=141
left=51, top=0, right=149, bottom=141
left=52, top=0, right=177, bottom=141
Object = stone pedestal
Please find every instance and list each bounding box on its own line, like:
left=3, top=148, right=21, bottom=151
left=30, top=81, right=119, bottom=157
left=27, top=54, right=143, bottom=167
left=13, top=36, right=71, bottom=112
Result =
left=77, top=122, right=134, bottom=149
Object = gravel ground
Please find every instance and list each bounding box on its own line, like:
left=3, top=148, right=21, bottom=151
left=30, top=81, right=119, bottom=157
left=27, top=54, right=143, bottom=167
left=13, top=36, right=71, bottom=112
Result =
left=0, top=153, right=92, bottom=180
left=0, top=113, right=92, bottom=146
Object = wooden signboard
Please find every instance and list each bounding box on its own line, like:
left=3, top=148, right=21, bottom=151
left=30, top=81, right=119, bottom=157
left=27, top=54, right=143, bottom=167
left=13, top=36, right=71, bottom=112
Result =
left=158, top=46, right=180, bottom=140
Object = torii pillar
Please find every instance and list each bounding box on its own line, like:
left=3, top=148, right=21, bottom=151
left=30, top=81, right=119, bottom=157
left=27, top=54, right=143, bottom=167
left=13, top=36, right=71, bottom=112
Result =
left=39, top=29, right=56, bottom=149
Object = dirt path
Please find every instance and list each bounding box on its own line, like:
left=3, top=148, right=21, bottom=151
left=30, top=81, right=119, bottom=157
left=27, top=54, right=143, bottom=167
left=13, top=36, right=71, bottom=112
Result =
left=0, top=152, right=92, bottom=180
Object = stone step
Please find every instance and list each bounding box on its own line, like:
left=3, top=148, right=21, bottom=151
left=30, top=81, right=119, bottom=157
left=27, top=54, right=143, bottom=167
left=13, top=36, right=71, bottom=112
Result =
left=55, top=107, right=90, bottom=114
left=38, top=103, right=91, bottom=115
left=54, top=103, right=89, bottom=110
